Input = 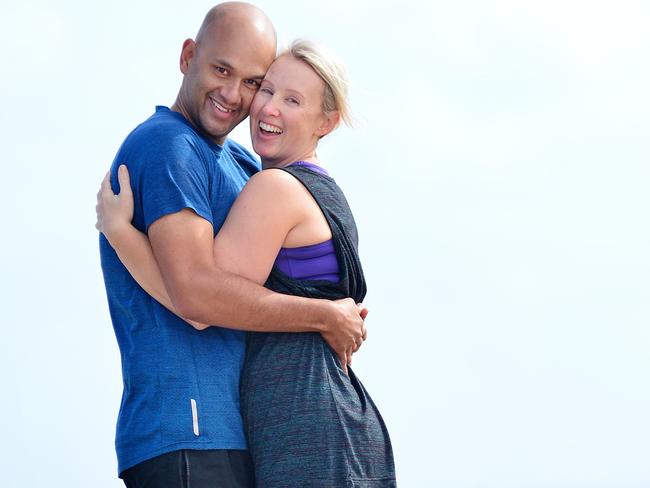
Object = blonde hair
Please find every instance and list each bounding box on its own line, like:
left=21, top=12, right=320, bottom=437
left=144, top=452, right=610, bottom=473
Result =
left=284, top=39, right=352, bottom=128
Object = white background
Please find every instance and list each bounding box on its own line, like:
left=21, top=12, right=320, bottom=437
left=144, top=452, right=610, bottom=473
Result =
left=1, top=1, right=649, bottom=486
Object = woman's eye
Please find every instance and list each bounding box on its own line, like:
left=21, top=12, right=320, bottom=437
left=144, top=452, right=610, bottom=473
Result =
left=261, top=87, right=273, bottom=94
left=287, top=97, right=299, bottom=105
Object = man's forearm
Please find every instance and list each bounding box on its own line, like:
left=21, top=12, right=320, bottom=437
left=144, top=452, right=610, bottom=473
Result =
left=169, top=265, right=330, bottom=333
left=167, top=261, right=364, bottom=372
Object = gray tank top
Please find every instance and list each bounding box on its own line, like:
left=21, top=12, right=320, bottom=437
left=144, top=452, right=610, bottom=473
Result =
left=240, top=164, right=396, bottom=487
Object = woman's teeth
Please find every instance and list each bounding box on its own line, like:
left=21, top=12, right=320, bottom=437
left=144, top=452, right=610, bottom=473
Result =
left=260, top=121, right=283, bottom=134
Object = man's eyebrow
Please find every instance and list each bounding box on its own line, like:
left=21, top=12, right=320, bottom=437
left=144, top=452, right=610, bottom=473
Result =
left=213, top=58, right=266, bottom=80
left=213, top=58, right=235, bottom=70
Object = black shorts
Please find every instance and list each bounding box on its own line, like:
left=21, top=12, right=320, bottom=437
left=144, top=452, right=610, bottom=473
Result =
left=120, top=449, right=254, bottom=488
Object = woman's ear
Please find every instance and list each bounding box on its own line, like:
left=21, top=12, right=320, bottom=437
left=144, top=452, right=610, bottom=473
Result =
left=316, top=111, right=341, bottom=138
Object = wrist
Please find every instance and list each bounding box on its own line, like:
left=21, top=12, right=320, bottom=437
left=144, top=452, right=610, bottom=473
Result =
left=311, top=299, right=335, bottom=334
left=103, top=219, right=131, bottom=246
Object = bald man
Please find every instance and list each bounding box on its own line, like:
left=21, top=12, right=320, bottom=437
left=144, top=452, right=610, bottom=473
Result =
left=99, top=3, right=366, bottom=487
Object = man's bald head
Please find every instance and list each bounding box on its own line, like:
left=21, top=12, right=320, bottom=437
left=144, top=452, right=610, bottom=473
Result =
left=196, top=2, right=276, bottom=49
left=173, top=2, right=277, bottom=145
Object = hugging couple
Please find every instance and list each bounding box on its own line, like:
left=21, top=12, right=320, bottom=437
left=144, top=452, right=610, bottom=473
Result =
left=98, top=2, right=396, bottom=487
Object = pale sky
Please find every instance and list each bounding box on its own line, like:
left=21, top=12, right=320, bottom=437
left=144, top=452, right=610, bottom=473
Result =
left=1, top=1, right=649, bottom=487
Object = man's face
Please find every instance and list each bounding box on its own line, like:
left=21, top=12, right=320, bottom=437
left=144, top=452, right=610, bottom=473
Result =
left=178, top=24, right=275, bottom=145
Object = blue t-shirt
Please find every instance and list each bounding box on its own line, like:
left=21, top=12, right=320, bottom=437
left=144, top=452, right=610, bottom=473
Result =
left=99, top=106, right=260, bottom=474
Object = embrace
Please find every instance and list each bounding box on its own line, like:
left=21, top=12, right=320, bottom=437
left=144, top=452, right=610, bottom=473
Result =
left=97, top=2, right=396, bottom=487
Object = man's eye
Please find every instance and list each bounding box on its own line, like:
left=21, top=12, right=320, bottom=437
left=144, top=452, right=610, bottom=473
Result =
left=215, top=67, right=228, bottom=75
left=245, top=79, right=260, bottom=89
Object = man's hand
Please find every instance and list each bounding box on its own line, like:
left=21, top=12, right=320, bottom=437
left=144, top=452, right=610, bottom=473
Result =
left=320, top=298, right=368, bottom=374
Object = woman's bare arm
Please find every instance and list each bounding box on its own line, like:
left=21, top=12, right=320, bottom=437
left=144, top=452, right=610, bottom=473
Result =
left=210, top=167, right=328, bottom=284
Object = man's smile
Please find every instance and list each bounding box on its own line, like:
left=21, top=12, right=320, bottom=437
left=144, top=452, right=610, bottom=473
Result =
left=209, top=96, right=236, bottom=113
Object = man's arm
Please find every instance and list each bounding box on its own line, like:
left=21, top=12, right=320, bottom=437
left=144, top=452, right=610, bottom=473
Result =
left=148, top=169, right=367, bottom=368
left=149, top=210, right=364, bottom=368
left=99, top=166, right=365, bottom=369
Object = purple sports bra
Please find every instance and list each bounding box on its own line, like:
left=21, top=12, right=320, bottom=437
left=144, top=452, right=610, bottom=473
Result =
left=273, top=161, right=339, bottom=283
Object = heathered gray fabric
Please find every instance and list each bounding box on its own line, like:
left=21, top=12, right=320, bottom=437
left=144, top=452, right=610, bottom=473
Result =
left=240, top=165, right=396, bottom=487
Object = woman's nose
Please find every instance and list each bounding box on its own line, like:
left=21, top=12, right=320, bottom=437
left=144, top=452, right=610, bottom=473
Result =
left=262, top=97, right=280, bottom=117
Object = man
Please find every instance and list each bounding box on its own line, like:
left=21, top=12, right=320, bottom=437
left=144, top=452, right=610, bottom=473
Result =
left=99, top=3, right=366, bottom=487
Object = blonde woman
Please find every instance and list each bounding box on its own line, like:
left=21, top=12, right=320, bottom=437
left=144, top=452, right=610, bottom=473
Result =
left=97, top=40, right=396, bottom=487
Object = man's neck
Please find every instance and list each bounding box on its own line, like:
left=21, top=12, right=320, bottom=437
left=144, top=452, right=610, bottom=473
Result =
left=170, top=100, right=226, bottom=147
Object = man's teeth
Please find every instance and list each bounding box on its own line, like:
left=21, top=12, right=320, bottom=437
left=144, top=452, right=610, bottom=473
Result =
left=211, top=98, right=233, bottom=113
left=260, top=121, right=283, bottom=134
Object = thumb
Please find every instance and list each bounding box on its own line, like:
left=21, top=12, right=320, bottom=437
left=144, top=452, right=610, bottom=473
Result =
left=117, top=164, right=132, bottom=197
left=100, top=171, right=111, bottom=192
left=100, top=170, right=114, bottom=198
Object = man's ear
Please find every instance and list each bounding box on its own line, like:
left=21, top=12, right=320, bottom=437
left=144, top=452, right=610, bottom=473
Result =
left=316, top=111, right=341, bottom=138
left=179, top=39, right=196, bottom=75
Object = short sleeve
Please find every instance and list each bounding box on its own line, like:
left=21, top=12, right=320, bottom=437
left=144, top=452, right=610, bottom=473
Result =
left=127, top=131, right=214, bottom=232
left=140, top=135, right=213, bottom=230
left=225, top=139, right=261, bottom=177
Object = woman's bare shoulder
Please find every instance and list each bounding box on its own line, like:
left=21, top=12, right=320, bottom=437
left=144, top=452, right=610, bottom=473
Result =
left=239, top=167, right=307, bottom=202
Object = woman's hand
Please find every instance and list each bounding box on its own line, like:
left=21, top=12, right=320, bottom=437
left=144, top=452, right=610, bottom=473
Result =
left=320, top=299, right=369, bottom=374
left=96, top=165, right=135, bottom=241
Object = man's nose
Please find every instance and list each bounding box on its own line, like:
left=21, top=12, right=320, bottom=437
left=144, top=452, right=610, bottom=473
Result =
left=220, top=79, right=241, bottom=105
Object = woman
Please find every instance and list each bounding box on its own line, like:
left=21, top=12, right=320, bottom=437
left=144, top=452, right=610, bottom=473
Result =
left=97, top=40, right=396, bottom=487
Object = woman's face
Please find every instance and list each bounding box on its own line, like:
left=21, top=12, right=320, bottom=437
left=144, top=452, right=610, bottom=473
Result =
left=250, top=54, right=335, bottom=168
